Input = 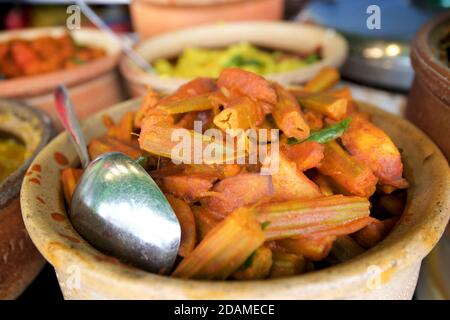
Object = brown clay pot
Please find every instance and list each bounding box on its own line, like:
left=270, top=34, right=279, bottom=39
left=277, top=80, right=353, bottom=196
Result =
left=0, top=100, right=53, bottom=299
left=406, top=12, right=450, bottom=160
left=21, top=99, right=450, bottom=299
left=0, top=27, right=125, bottom=132
left=129, top=0, right=284, bottom=39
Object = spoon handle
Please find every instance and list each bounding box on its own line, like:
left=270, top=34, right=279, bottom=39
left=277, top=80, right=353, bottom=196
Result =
left=54, top=85, right=90, bottom=169
left=75, top=0, right=154, bottom=74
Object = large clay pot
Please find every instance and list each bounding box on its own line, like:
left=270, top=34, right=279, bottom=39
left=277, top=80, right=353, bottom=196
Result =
left=130, top=0, right=284, bottom=39
left=0, top=100, right=53, bottom=299
left=21, top=98, right=450, bottom=299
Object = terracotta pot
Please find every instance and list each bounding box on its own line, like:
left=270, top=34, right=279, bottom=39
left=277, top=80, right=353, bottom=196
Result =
left=0, top=27, right=125, bottom=131
left=130, top=0, right=283, bottom=39
left=406, top=12, right=450, bottom=160
left=120, top=22, right=348, bottom=95
left=21, top=99, right=450, bottom=299
left=0, top=100, right=53, bottom=299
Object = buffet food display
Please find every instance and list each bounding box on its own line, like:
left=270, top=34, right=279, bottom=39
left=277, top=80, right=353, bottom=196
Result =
left=60, top=67, right=410, bottom=280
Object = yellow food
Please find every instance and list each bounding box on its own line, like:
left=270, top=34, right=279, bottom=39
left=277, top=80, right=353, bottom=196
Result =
left=154, top=42, right=320, bottom=78
left=0, top=137, right=26, bottom=182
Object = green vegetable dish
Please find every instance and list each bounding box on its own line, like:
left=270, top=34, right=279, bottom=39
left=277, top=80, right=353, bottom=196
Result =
left=154, top=42, right=321, bottom=78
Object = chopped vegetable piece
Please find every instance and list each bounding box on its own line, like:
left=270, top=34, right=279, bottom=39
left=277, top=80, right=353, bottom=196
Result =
left=272, top=84, right=310, bottom=140
left=159, top=77, right=217, bottom=104
left=256, top=195, right=371, bottom=241
left=217, top=68, right=277, bottom=105
left=353, top=217, right=398, bottom=249
left=287, top=118, right=351, bottom=145
left=313, top=174, right=335, bottom=196
left=172, top=207, right=265, bottom=280
left=263, top=152, right=321, bottom=202
left=231, top=246, right=273, bottom=280
left=331, top=235, right=365, bottom=262
left=134, top=88, right=160, bottom=128
left=341, top=114, right=408, bottom=189
left=281, top=141, right=324, bottom=171
left=303, top=109, right=324, bottom=131
left=297, top=93, right=348, bottom=121
left=165, top=194, right=196, bottom=257
left=60, top=168, right=83, bottom=204
left=269, top=252, right=306, bottom=278
left=213, top=97, right=263, bottom=131
left=303, top=67, right=340, bottom=92
left=200, top=173, right=274, bottom=218
left=192, top=205, right=221, bottom=241
left=103, top=111, right=135, bottom=143
left=318, top=141, right=378, bottom=198
left=88, top=136, right=142, bottom=160
left=277, top=235, right=335, bottom=261
left=162, top=174, right=217, bottom=203
left=158, top=94, right=215, bottom=114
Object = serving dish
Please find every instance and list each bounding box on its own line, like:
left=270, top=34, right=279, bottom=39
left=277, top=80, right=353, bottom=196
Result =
left=21, top=97, right=450, bottom=299
left=0, top=99, right=53, bottom=299
left=0, top=27, right=124, bottom=131
left=119, top=22, right=348, bottom=95
left=130, top=0, right=283, bottom=39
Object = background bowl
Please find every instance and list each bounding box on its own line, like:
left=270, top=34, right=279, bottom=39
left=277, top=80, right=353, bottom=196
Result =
left=0, top=27, right=125, bottom=131
left=130, top=0, right=284, bottom=40
left=0, top=99, right=53, bottom=299
left=406, top=12, right=450, bottom=160
left=20, top=98, right=450, bottom=299
left=120, top=22, right=348, bottom=96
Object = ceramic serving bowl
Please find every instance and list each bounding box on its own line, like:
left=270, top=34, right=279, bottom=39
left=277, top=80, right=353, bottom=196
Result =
left=120, top=22, right=348, bottom=96
left=130, top=0, right=284, bottom=39
left=0, top=27, right=125, bottom=131
left=20, top=98, right=450, bottom=299
left=0, top=99, right=53, bottom=299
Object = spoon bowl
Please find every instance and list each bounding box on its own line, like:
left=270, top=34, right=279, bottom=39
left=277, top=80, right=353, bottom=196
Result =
left=71, top=152, right=180, bottom=273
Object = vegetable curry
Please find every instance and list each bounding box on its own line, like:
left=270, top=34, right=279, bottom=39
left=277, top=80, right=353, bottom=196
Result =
left=0, top=33, right=106, bottom=79
left=62, top=66, right=409, bottom=280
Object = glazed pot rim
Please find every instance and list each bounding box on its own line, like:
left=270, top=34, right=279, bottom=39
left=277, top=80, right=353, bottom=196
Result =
left=119, top=21, right=348, bottom=92
left=0, top=99, right=53, bottom=208
left=410, top=11, right=450, bottom=105
left=20, top=98, right=450, bottom=297
left=0, top=27, right=121, bottom=98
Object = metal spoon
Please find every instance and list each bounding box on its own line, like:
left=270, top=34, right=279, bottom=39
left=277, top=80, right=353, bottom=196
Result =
left=54, top=85, right=180, bottom=273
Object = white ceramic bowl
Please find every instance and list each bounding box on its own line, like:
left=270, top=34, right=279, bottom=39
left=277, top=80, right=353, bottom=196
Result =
left=120, top=21, right=348, bottom=95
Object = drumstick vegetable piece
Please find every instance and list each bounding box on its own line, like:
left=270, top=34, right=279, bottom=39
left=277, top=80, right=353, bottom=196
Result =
left=353, top=217, right=398, bottom=249
left=281, top=141, right=324, bottom=171
left=331, top=235, right=365, bottom=262
left=318, top=140, right=378, bottom=198
left=88, top=136, right=142, bottom=160
left=269, top=251, right=306, bottom=278
left=172, top=207, right=265, bottom=280
left=213, top=97, right=261, bottom=131
left=272, top=84, right=310, bottom=140
left=157, top=94, right=215, bottom=114
left=165, top=194, right=196, bottom=258
left=297, top=93, right=348, bottom=121
left=303, top=66, right=340, bottom=92
left=277, top=235, right=335, bottom=261
left=60, top=168, right=83, bottom=204
left=341, top=114, right=408, bottom=189
left=256, top=195, right=371, bottom=241
left=231, top=246, right=273, bottom=280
